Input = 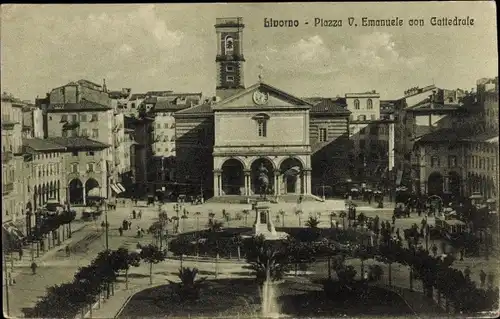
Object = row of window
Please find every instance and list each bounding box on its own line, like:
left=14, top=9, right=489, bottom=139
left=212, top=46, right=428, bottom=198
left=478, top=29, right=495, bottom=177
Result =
left=467, top=156, right=497, bottom=171
left=70, top=162, right=99, bottom=173
left=353, top=99, right=374, bottom=110
left=35, top=163, right=60, bottom=178
left=156, top=123, right=176, bottom=129
left=57, top=114, right=99, bottom=123
left=61, top=128, right=99, bottom=138
left=469, top=143, right=497, bottom=154
left=71, top=151, right=96, bottom=157
left=350, top=114, right=377, bottom=121
left=430, top=155, right=458, bottom=168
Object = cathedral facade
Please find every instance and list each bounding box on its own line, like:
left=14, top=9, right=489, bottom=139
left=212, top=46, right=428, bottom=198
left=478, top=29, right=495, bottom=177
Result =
left=174, top=17, right=350, bottom=199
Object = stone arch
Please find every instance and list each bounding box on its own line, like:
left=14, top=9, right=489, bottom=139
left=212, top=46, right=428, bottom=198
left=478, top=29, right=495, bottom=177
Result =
left=448, top=171, right=461, bottom=196
left=277, top=156, right=306, bottom=170
left=68, top=178, right=84, bottom=205
left=428, top=172, right=444, bottom=196
left=221, top=158, right=245, bottom=195
left=279, top=157, right=305, bottom=194
left=250, top=157, right=276, bottom=195
left=85, top=178, right=100, bottom=195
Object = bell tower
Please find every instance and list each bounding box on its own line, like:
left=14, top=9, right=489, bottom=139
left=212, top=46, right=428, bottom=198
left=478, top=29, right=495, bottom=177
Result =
left=215, top=17, right=246, bottom=100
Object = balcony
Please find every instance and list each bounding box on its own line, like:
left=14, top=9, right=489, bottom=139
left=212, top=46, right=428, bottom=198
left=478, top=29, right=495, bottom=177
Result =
left=1, top=120, right=18, bottom=130
left=216, top=54, right=246, bottom=62
left=215, top=17, right=244, bottom=27
left=1, top=151, right=13, bottom=163
left=62, top=121, right=80, bottom=130
left=2, top=182, right=14, bottom=195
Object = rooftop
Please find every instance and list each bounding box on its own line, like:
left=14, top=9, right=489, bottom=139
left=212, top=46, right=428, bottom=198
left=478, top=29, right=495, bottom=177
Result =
left=45, top=137, right=110, bottom=149
left=46, top=99, right=111, bottom=112
left=175, top=102, right=213, bottom=115
left=22, top=138, right=66, bottom=153
left=309, top=98, right=350, bottom=115
left=151, top=100, right=191, bottom=112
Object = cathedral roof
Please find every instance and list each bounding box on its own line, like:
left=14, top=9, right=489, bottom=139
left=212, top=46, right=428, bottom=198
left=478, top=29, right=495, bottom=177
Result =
left=309, top=98, right=350, bottom=115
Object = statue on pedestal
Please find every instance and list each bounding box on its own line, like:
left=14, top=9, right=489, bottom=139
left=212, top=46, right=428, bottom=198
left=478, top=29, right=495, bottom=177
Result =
left=257, top=163, right=270, bottom=199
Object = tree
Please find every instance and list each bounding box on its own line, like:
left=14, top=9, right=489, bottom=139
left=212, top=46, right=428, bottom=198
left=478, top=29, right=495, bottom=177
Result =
left=140, top=244, right=166, bottom=285
left=339, top=211, right=347, bottom=229
left=285, top=238, right=314, bottom=276
left=232, top=235, right=243, bottom=260
left=305, top=216, right=320, bottom=228
left=207, top=219, right=224, bottom=232
left=168, top=267, right=207, bottom=302
left=279, top=210, right=286, bottom=227
left=353, top=244, right=373, bottom=276
left=357, top=212, right=367, bottom=226
left=295, top=209, right=304, bottom=227
left=376, top=243, right=398, bottom=287
left=244, top=235, right=290, bottom=284
left=109, top=248, right=140, bottom=290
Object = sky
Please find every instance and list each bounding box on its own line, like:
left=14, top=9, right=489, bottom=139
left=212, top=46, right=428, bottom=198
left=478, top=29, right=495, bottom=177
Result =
left=1, top=2, right=498, bottom=101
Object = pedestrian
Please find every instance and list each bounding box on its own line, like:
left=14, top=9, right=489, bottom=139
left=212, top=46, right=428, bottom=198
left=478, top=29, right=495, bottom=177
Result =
left=40, top=240, right=45, bottom=252
left=138, top=210, right=142, bottom=219
left=128, top=220, right=132, bottom=229
left=487, top=271, right=495, bottom=289
left=364, top=270, right=369, bottom=281
left=65, top=245, right=70, bottom=257
left=391, top=226, right=395, bottom=234
left=431, top=243, right=438, bottom=257
left=392, top=215, right=396, bottom=225
left=480, top=270, right=487, bottom=288
left=132, top=210, right=136, bottom=219
left=118, top=227, right=123, bottom=236
left=31, top=261, right=38, bottom=275
left=464, top=266, right=471, bottom=280
left=396, top=228, right=400, bottom=238
left=18, top=247, right=23, bottom=260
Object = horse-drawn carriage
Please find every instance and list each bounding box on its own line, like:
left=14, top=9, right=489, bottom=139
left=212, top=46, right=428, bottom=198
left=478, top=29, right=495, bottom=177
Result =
left=81, top=207, right=103, bottom=221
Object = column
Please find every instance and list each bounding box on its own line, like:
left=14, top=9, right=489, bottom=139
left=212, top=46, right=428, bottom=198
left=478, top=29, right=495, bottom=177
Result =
left=218, top=174, right=222, bottom=196
left=244, top=170, right=251, bottom=196
left=83, top=184, right=87, bottom=206
left=304, top=169, right=312, bottom=195
left=213, top=170, right=221, bottom=197
left=273, top=171, right=279, bottom=196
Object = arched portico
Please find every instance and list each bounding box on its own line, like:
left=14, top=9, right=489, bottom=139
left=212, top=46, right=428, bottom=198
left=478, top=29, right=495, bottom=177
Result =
left=428, top=172, right=444, bottom=196
left=221, top=158, right=245, bottom=195
left=448, top=171, right=461, bottom=196
left=278, top=157, right=304, bottom=195
left=68, top=179, right=84, bottom=205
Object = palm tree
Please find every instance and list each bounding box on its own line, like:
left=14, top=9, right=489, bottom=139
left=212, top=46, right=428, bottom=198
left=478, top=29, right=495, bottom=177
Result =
left=180, top=215, right=188, bottom=233
left=207, top=219, right=224, bottom=232
left=339, top=211, right=347, bottom=229
left=305, top=216, right=320, bottom=228
left=242, top=210, right=250, bottom=226
left=245, top=235, right=290, bottom=284
left=296, top=209, right=304, bottom=227
left=329, top=212, right=337, bottom=228
left=194, top=212, right=201, bottom=231
left=167, top=267, right=207, bottom=301
left=232, top=235, right=243, bottom=260
left=279, top=210, right=286, bottom=227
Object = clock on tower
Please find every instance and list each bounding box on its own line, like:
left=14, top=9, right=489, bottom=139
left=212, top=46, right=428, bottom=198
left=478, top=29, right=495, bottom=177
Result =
left=215, top=17, right=246, bottom=100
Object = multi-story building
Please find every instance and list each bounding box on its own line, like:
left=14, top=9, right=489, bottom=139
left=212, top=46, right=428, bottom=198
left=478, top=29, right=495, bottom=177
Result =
left=2, top=93, right=27, bottom=235
left=43, top=137, right=110, bottom=205
left=124, top=115, right=154, bottom=197
left=343, top=91, right=395, bottom=184
left=21, top=138, right=67, bottom=236
left=174, top=17, right=359, bottom=200
left=38, top=80, right=128, bottom=199
left=413, top=78, right=499, bottom=200
left=22, top=105, right=44, bottom=139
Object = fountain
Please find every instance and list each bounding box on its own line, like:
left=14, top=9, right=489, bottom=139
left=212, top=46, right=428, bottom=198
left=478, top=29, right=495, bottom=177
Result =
left=261, top=260, right=283, bottom=318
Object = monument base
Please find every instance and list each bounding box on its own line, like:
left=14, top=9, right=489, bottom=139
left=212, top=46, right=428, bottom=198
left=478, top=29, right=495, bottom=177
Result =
left=248, top=201, right=289, bottom=241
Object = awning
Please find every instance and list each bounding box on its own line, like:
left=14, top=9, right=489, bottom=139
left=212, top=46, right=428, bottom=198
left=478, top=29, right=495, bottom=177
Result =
left=2, top=221, right=25, bottom=248
left=117, top=183, right=126, bottom=193
left=87, top=187, right=104, bottom=198
left=110, top=184, right=123, bottom=194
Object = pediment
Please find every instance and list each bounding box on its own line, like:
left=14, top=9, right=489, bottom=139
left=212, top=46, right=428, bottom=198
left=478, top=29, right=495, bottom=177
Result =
left=213, top=82, right=312, bottom=110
